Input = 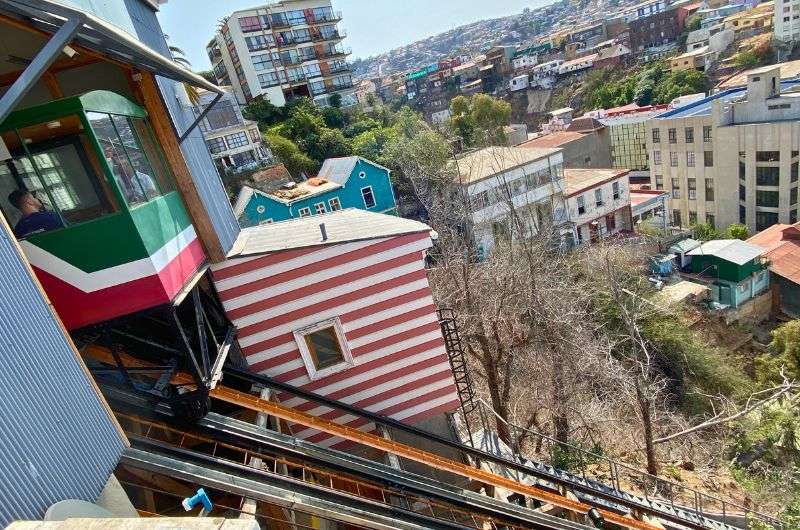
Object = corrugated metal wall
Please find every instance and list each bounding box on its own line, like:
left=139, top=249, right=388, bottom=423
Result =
left=126, top=0, right=242, bottom=256
left=0, top=224, right=125, bottom=526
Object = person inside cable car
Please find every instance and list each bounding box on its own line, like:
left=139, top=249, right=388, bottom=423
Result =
left=7, top=189, right=63, bottom=238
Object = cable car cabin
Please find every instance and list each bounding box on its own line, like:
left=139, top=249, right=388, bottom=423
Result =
left=0, top=91, right=206, bottom=330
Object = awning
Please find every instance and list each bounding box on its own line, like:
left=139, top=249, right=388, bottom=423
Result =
left=0, top=0, right=221, bottom=94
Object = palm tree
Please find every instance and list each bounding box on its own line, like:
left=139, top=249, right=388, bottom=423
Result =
left=164, top=35, right=200, bottom=105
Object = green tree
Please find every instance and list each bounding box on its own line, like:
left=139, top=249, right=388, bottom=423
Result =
left=266, top=134, right=318, bottom=178
left=734, top=50, right=760, bottom=69
left=727, top=223, right=750, bottom=240
left=691, top=222, right=722, bottom=241
left=685, top=14, right=702, bottom=32
left=351, top=127, right=398, bottom=162
left=653, top=69, right=709, bottom=104
left=757, top=320, right=800, bottom=384
left=448, top=94, right=511, bottom=148
left=344, top=117, right=381, bottom=138
left=243, top=99, right=285, bottom=127
left=305, top=128, right=352, bottom=162
left=322, top=106, right=347, bottom=129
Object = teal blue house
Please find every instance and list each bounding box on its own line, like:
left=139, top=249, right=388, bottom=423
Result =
left=234, top=157, right=397, bottom=227
left=687, top=239, right=769, bottom=308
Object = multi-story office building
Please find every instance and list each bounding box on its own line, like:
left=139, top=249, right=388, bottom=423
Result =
left=774, top=0, right=800, bottom=42
left=597, top=104, right=669, bottom=181
left=207, top=0, right=355, bottom=108
left=192, top=88, right=272, bottom=173
left=647, top=67, right=800, bottom=232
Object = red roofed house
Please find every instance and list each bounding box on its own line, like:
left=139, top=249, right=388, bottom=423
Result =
left=747, top=222, right=800, bottom=316
left=211, top=209, right=459, bottom=449
left=564, top=168, right=633, bottom=244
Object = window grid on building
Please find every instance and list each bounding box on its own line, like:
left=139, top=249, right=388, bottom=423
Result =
left=225, top=132, right=249, bottom=149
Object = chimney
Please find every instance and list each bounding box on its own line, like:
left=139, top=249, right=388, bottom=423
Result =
left=320, top=223, right=328, bottom=241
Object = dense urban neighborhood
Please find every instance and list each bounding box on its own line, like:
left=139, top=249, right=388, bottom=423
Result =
left=0, top=0, right=799, bottom=530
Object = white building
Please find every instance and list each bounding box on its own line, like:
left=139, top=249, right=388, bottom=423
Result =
left=512, top=53, right=539, bottom=70
left=564, top=169, right=633, bottom=244
left=452, top=146, right=569, bottom=255
left=206, top=0, right=356, bottom=108
left=510, top=74, right=530, bottom=91
left=774, top=0, right=800, bottom=42
left=646, top=66, right=800, bottom=233
left=192, top=87, right=272, bottom=173
left=557, top=53, right=597, bottom=75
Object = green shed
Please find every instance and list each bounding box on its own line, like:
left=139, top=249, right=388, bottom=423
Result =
left=687, top=239, right=765, bottom=282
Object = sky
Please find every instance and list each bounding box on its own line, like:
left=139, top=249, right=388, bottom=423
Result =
left=159, top=0, right=549, bottom=71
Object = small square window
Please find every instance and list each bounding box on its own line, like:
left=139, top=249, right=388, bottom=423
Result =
left=298, top=207, right=311, bottom=217
left=314, top=202, right=326, bottom=214
left=329, top=197, right=342, bottom=211
left=294, top=318, right=353, bottom=379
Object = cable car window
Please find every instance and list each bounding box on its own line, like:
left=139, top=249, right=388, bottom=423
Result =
left=0, top=117, right=117, bottom=237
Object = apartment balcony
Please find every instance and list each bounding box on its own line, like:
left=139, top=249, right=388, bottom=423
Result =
left=311, top=29, right=347, bottom=42
left=327, top=63, right=350, bottom=75
left=271, top=18, right=291, bottom=29
left=320, top=46, right=352, bottom=59
left=305, top=10, right=343, bottom=24
left=330, top=81, right=354, bottom=91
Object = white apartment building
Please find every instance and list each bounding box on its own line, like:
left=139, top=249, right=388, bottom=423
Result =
left=774, top=0, right=800, bottom=42
left=207, top=0, right=355, bottom=108
left=564, top=168, right=633, bottom=244
left=452, top=146, right=569, bottom=255
left=192, top=88, right=272, bottom=173
left=646, top=66, right=800, bottom=233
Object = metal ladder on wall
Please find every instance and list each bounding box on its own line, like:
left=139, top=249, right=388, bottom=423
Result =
left=437, top=308, right=478, bottom=425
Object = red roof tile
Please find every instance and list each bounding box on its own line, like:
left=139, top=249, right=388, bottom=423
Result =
left=747, top=223, right=800, bottom=284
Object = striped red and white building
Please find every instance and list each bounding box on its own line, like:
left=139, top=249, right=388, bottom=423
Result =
left=211, top=209, right=459, bottom=448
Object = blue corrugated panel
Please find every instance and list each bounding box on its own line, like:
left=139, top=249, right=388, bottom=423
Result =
left=0, top=228, right=125, bottom=527
left=129, top=1, right=242, bottom=255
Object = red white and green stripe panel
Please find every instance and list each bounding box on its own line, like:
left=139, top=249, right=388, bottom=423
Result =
left=20, top=195, right=206, bottom=330
left=211, top=229, right=459, bottom=449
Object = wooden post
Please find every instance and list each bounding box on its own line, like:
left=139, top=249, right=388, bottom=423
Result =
left=132, top=70, right=227, bottom=262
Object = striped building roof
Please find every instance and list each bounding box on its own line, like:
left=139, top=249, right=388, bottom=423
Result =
left=211, top=210, right=458, bottom=448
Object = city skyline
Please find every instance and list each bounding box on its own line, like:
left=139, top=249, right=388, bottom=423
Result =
left=159, top=0, right=550, bottom=70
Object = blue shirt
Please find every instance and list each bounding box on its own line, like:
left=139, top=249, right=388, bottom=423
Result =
left=14, top=211, right=64, bottom=238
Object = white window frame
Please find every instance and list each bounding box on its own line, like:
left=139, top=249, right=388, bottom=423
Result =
left=328, top=197, right=342, bottom=211
left=361, top=186, right=376, bottom=209
left=314, top=201, right=326, bottom=214
left=293, top=317, right=354, bottom=380
left=298, top=206, right=311, bottom=217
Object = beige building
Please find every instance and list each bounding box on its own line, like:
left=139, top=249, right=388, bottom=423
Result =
left=669, top=46, right=711, bottom=72
left=646, top=66, right=800, bottom=232
left=206, top=0, right=355, bottom=108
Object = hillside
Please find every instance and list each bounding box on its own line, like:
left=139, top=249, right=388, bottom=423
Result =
left=352, top=1, right=568, bottom=79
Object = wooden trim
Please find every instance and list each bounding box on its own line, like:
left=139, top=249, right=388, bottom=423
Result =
left=132, top=70, right=226, bottom=262
left=42, top=71, right=63, bottom=99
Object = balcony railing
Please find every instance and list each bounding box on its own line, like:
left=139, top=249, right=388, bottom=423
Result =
left=331, top=81, right=354, bottom=91
left=320, top=47, right=352, bottom=59
left=305, top=10, right=343, bottom=24
left=312, top=29, right=346, bottom=42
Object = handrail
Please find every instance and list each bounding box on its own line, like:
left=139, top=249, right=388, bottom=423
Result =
left=473, top=398, right=781, bottom=529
